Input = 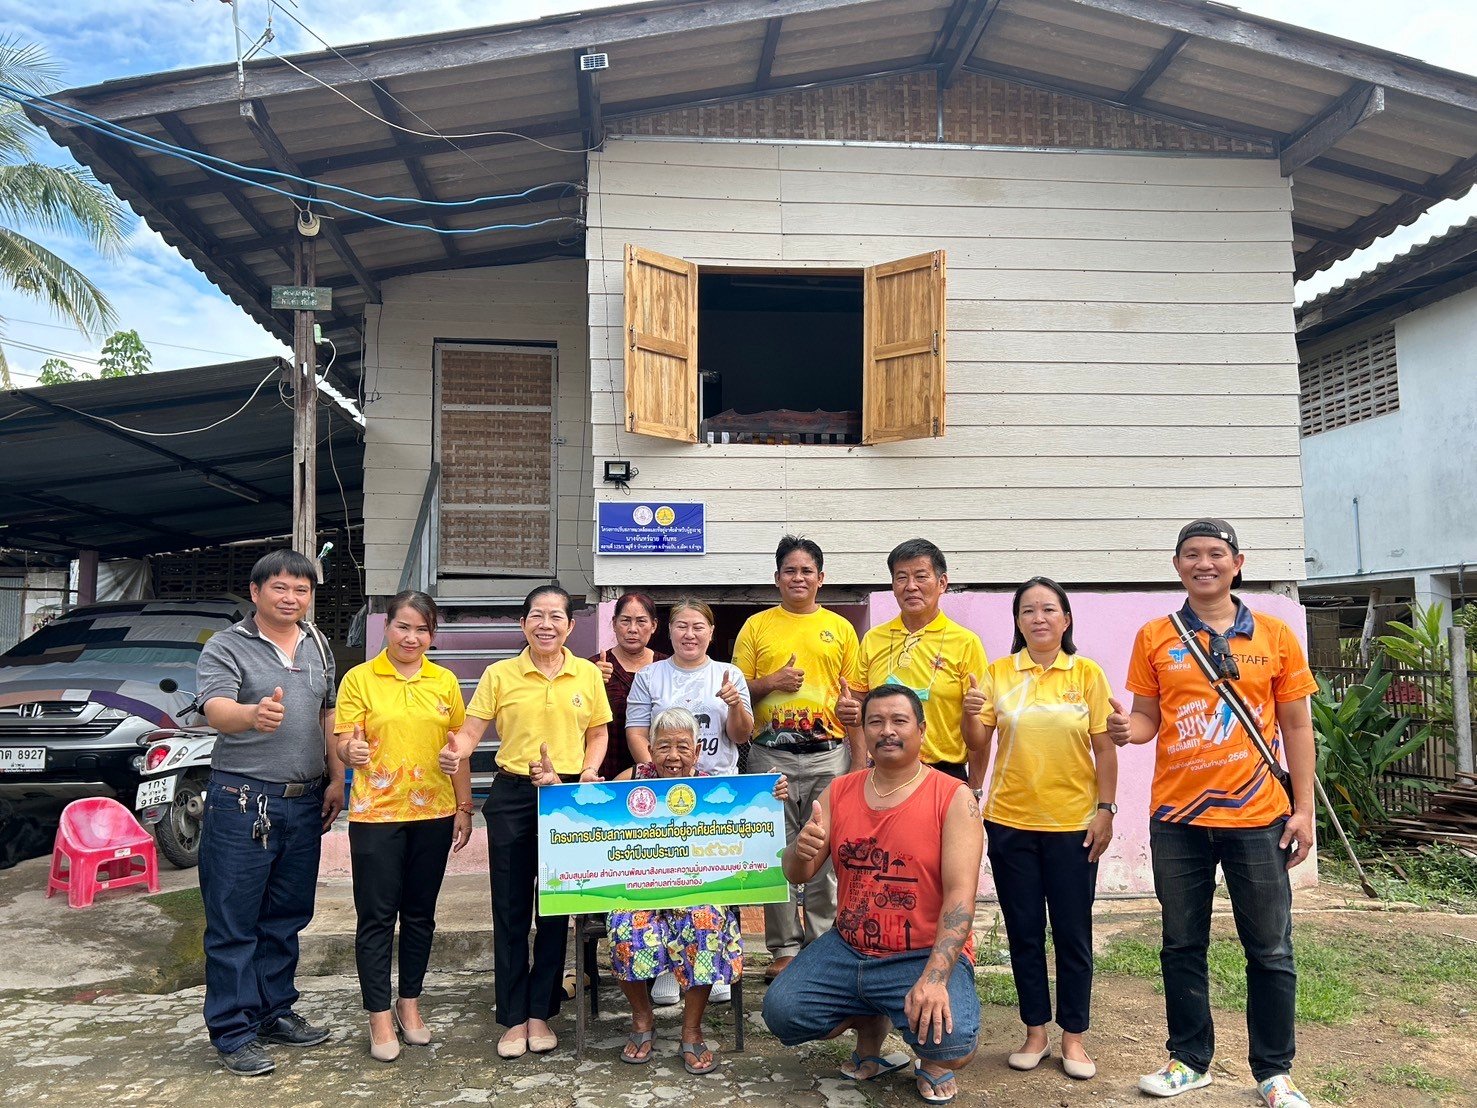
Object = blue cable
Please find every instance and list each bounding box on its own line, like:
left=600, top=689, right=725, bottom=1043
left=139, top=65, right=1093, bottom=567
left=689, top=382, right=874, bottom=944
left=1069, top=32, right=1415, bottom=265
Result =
left=5, top=85, right=583, bottom=234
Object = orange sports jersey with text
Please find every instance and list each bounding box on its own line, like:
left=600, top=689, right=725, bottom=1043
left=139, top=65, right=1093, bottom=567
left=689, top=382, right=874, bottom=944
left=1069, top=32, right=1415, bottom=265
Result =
left=1125, top=607, right=1317, bottom=828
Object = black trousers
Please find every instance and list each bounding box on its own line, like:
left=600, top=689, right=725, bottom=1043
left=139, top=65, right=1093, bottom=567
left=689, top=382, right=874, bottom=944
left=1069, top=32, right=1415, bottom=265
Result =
left=986, top=820, right=1098, bottom=1034
left=349, top=816, right=453, bottom=1012
left=486, top=773, right=567, bottom=1027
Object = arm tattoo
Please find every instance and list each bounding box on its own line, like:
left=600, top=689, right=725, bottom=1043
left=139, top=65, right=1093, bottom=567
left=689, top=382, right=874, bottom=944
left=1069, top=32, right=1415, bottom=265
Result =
left=922, top=901, right=972, bottom=984
left=966, top=796, right=981, bottom=820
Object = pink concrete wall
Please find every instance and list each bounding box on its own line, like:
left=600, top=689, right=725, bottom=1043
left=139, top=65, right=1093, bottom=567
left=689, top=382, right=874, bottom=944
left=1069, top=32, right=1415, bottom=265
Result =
left=866, top=588, right=1318, bottom=895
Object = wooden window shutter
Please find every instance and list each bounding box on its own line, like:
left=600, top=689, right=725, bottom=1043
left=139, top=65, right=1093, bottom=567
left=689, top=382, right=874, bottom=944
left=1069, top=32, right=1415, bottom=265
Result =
left=624, top=244, right=698, bottom=442
left=863, top=250, right=946, bottom=445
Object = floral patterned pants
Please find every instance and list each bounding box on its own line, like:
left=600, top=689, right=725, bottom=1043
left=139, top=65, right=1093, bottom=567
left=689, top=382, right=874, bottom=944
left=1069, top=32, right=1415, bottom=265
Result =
left=607, top=906, right=744, bottom=987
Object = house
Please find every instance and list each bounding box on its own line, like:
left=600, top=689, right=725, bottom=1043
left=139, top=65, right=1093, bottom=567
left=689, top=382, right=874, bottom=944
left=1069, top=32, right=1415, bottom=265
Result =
left=1295, top=218, right=1477, bottom=648
left=33, top=0, right=1477, bottom=889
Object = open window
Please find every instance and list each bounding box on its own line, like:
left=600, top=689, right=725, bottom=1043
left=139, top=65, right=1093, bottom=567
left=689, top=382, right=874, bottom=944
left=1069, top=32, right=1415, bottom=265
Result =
left=623, top=245, right=945, bottom=445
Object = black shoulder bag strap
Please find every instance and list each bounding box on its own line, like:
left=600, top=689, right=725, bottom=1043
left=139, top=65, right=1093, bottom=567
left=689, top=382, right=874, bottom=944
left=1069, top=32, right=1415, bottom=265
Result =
left=303, top=619, right=333, bottom=711
left=1167, top=611, right=1294, bottom=804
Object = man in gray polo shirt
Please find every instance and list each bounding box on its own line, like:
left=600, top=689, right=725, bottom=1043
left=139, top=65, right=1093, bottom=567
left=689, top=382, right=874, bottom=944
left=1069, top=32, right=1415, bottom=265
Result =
left=195, top=549, right=345, bottom=1076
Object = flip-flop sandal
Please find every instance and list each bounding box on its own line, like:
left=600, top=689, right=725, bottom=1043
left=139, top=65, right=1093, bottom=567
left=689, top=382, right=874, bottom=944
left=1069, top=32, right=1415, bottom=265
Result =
left=681, top=1040, right=718, bottom=1075
left=839, top=1051, right=911, bottom=1081
left=914, top=1062, right=957, bottom=1105
left=620, top=1029, right=655, bottom=1065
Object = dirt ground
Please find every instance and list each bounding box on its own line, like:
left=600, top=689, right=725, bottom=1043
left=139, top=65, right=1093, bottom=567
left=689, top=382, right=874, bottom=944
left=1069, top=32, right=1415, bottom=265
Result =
left=1, top=871, right=1473, bottom=1108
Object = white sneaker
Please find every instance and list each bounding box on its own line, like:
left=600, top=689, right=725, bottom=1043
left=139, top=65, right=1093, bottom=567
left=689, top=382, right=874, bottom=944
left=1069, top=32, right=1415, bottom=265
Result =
left=1138, top=1059, right=1213, bottom=1097
left=1257, top=1075, right=1311, bottom=1107
left=708, top=980, right=731, bottom=1004
left=650, top=971, right=680, bottom=1007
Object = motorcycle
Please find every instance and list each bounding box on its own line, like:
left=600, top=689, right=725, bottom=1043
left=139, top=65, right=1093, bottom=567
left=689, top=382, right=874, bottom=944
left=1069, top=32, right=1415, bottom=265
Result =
left=135, top=725, right=215, bottom=869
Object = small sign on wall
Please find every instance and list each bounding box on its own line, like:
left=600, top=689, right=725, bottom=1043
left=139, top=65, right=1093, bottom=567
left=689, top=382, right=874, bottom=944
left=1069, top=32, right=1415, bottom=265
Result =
left=597, top=501, right=705, bottom=555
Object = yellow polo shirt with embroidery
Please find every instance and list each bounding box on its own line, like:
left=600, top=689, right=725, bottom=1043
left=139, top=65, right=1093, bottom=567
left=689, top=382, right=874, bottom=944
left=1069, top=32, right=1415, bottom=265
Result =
left=855, top=612, right=988, bottom=766
left=733, top=605, right=862, bottom=745
left=980, top=650, right=1112, bottom=832
left=335, top=651, right=466, bottom=823
left=466, top=648, right=613, bottom=775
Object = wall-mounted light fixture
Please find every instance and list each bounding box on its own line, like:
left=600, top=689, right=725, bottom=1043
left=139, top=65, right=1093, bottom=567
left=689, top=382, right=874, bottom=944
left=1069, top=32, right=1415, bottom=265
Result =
left=603, top=460, right=633, bottom=484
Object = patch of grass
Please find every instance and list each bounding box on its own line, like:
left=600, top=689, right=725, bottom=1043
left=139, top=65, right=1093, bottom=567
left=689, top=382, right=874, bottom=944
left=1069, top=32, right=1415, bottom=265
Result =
left=1311, top=1063, right=1355, bottom=1106
left=1398, top=1021, right=1436, bottom=1039
left=1351, top=931, right=1477, bottom=1005
left=1373, top=1063, right=1457, bottom=1095
left=974, top=970, right=1018, bottom=1007
left=973, top=913, right=1010, bottom=967
left=1096, top=934, right=1364, bottom=1025
left=1324, top=843, right=1477, bottom=911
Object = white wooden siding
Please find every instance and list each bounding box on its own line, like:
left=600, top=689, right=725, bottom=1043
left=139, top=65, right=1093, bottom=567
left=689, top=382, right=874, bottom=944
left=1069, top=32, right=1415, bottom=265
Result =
left=588, top=137, right=1304, bottom=587
left=361, top=260, right=593, bottom=598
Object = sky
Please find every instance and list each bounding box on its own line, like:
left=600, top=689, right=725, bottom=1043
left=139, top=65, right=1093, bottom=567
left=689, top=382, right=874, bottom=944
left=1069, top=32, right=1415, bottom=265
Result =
left=0, top=0, right=1474, bottom=383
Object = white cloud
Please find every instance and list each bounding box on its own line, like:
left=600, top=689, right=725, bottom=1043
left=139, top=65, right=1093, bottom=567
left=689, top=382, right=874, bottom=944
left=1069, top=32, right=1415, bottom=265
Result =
left=703, top=784, right=737, bottom=805
left=572, top=782, right=615, bottom=806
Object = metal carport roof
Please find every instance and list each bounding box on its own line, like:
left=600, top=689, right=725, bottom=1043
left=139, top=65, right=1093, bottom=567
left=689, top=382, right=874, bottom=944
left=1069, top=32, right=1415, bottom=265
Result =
left=24, top=0, right=1477, bottom=364
left=0, top=360, right=362, bottom=559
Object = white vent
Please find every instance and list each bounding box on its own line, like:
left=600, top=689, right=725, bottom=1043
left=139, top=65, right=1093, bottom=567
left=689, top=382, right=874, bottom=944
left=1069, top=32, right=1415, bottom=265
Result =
left=580, top=53, right=609, bottom=72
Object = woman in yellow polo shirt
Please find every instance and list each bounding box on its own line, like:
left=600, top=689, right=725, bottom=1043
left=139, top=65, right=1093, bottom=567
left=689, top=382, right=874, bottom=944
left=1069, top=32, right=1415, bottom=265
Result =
left=978, top=577, right=1124, bottom=1082
left=438, top=584, right=612, bottom=1061
left=334, top=590, right=473, bottom=1062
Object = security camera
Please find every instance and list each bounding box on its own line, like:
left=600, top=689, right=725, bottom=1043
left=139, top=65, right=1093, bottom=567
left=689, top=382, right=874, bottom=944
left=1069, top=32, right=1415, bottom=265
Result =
left=297, top=209, right=322, bottom=237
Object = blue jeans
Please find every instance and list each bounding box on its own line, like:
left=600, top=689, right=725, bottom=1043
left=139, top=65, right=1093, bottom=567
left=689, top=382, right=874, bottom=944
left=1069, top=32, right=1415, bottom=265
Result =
left=985, top=821, right=1097, bottom=1033
left=1150, top=818, right=1296, bottom=1082
left=199, top=776, right=324, bottom=1052
left=763, top=929, right=980, bottom=1061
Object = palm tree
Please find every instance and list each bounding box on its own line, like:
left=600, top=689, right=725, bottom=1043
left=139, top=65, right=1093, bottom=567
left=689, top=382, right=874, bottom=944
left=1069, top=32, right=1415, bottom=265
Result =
left=0, top=37, right=128, bottom=387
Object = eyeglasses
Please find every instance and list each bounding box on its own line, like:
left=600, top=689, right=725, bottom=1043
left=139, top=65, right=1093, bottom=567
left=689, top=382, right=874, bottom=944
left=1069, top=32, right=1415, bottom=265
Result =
left=1208, top=633, right=1240, bottom=681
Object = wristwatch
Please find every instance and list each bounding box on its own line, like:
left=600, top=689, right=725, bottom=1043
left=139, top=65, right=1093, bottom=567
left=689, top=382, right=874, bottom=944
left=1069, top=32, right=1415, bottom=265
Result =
left=1097, top=802, right=1118, bottom=815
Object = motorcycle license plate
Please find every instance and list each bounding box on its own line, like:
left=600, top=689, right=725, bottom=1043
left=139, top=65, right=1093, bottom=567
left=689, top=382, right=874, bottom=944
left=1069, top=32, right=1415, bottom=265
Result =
left=0, top=747, right=44, bottom=772
left=136, top=775, right=177, bottom=809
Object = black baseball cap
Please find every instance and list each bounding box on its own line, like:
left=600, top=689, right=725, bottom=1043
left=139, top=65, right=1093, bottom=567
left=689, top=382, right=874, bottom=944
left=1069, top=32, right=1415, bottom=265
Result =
left=1175, top=518, right=1239, bottom=554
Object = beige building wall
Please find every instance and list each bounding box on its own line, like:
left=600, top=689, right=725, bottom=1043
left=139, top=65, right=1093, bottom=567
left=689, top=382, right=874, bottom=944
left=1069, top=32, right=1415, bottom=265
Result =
left=361, top=260, right=594, bottom=600
left=588, top=136, right=1303, bottom=588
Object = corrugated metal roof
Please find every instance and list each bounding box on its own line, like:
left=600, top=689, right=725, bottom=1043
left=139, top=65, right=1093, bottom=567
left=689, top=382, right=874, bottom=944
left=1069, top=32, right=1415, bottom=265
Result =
left=29, top=0, right=1477, bottom=363
left=1296, top=216, right=1477, bottom=342
left=0, top=361, right=362, bottom=558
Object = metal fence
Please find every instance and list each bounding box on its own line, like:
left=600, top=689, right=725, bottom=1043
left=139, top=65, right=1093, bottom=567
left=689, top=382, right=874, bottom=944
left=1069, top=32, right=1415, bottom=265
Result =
left=1314, top=658, right=1471, bottom=814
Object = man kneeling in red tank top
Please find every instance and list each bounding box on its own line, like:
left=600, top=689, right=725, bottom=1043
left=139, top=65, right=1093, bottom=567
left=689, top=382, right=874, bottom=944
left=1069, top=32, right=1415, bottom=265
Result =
left=762, top=684, right=984, bottom=1104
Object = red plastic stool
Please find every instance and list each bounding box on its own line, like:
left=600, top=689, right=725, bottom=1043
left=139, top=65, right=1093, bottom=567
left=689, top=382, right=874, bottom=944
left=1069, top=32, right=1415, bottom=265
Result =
left=46, top=797, right=160, bottom=909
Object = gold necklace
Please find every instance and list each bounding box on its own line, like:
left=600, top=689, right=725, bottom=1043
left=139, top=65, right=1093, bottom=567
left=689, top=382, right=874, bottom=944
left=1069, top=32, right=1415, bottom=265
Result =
left=869, top=764, right=924, bottom=798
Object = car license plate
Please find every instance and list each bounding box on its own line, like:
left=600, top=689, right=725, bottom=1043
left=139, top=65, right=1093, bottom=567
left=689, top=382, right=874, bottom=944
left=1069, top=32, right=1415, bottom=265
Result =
left=0, top=747, right=45, bottom=772
left=136, top=775, right=177, bottom=809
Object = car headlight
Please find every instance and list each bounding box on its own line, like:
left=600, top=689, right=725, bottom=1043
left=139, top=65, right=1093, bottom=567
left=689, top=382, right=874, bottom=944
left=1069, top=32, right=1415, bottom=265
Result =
left=96, top=708, right=131, bottom=721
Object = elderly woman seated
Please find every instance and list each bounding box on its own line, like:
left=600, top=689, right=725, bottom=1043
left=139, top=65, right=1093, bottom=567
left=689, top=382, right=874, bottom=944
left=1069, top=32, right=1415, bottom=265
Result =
left=608, top=706, right=786, bottom=1074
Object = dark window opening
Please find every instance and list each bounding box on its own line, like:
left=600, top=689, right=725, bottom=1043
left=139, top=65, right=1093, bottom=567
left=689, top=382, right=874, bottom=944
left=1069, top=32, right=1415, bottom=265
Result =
left=697, top=271, right=863, bottom=445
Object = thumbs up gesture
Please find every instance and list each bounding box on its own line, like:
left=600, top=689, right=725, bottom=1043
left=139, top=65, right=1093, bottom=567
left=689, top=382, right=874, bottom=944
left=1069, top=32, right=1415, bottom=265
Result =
left=438, top=731, right=463, bottom=774
left=795, top=799, right=829, bottom=862
left=344, top=723, right=371, bottom=767
left=770, top=653, right=805, bottom=693
left=1107, top=697, right=1133, bottom=746
left=836, top=677, right=861, bottom=727
left=963, top=673, right=986, bottom=717
left=596, top=649, right=614, bottom=683
left=716, top=668, right=743, bottom=708
left=255, top=686, right=285, bottom=732
left=529, top=742, right=559, bottom=786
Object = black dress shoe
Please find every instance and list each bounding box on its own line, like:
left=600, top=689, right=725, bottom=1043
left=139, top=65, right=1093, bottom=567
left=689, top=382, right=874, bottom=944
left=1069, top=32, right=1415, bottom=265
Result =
left=260, top=1011, right=331, bottom=1047
left=218, top=1040, right=276, bottom=1076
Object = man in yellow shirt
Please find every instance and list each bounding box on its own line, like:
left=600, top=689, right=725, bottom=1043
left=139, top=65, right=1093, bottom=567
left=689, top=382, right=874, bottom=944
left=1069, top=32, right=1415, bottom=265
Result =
left=841, top=538, right=989, bottom=785
left=734, top=536, right=862, bottom=981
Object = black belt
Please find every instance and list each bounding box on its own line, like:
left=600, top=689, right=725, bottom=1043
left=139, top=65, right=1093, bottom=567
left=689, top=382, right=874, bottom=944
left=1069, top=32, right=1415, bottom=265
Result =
left=494, top=770, right=580, bottom=786
left=760, top=740, right=846, bottom=755
left=927, top=760, right=968, bottom=781
left=212, top=770, right=323, bottom=798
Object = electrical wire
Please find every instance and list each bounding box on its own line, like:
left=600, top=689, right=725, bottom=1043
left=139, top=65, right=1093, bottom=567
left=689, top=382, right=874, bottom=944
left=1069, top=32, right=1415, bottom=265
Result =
left=4, top=87, right=583, bottom=235
left=37, top=363, right=281, bottom=437
left=2, top=316, right=263, bottom=360
left=263, top=47, right=603, bottom=154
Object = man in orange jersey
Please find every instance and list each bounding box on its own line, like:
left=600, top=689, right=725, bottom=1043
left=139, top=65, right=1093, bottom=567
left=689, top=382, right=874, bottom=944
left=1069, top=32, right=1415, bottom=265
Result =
left=1118, top=520, right=1317, bottom=1108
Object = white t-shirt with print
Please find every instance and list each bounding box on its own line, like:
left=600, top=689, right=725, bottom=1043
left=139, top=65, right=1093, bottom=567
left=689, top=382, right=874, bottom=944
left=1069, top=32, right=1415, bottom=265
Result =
left=626, top=658, right=751, bottom=775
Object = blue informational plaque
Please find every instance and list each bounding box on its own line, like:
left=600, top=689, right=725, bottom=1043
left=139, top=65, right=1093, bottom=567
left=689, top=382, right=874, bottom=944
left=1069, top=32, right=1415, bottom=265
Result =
left=597, top=501, right=705, bottom=555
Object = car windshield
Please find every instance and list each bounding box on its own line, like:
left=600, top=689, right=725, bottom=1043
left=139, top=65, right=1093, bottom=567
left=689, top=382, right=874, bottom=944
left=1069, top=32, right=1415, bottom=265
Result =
left=0, top=618, right=213, bottom=668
